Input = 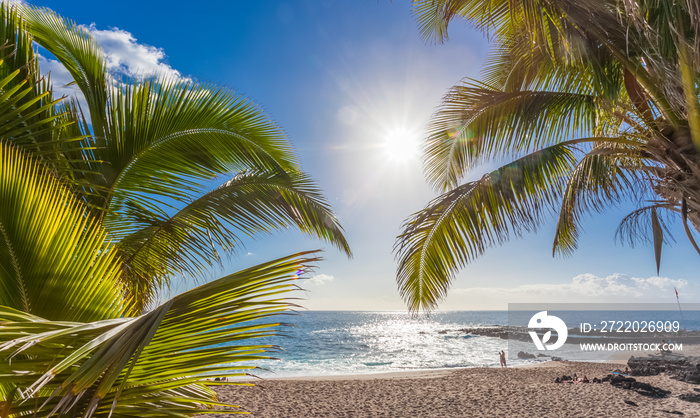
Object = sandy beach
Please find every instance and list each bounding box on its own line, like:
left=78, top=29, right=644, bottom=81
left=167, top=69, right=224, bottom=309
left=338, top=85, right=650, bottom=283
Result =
left=195, top=361, right=699, bottom=417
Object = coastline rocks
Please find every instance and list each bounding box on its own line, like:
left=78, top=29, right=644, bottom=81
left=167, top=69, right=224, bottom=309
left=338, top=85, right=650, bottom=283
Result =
left=457, top=327, right=510, bottom=340
left=517, top=351, right=536, bottom=359
left=628, top=356, right=700, bottom=384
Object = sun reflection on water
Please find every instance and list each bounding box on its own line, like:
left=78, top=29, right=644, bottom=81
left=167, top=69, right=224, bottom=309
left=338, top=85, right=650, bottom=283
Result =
left=234, top=311, right=515, bottom=378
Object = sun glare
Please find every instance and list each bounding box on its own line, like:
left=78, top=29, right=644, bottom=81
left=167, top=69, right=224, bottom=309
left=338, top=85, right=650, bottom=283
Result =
left=382, top=128, right=420, bottom=163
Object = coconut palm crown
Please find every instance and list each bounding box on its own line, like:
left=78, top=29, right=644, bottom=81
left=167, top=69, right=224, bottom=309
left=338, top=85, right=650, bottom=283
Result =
left=7, top=4, right=351, bottom=311
left=395, top=0, right=700, bottom=311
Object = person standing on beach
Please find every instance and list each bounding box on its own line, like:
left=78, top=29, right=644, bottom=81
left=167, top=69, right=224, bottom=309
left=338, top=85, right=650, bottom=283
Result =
left=499, top=350, right=507, bottom=368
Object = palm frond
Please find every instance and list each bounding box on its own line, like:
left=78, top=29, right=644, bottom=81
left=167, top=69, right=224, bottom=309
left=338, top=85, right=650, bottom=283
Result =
left=424, top=80, right=599, bottom=191
left=553, top=141, right=649, bottom=256
left=395, top=143, right=576, bottom=311
left=0, top=252, right=319, bottom=417
left=17, top=3, right=110, bottom=141
left=100, top=76, right=299, bottom=214
left=411, top=0, right=471, bottom=44
left=0, top=3, right=88, bottom=174
left=615, top=204, right=677, bottom=248
left=0, top=141, right=129, bottom=322
left=112, top=170, right=350, bottom=309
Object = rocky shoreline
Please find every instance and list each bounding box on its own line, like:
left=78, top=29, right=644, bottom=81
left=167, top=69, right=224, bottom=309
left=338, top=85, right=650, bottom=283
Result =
left=450, top=325, right=700, bottom=345
left=628, top=355, right=700, bottom=384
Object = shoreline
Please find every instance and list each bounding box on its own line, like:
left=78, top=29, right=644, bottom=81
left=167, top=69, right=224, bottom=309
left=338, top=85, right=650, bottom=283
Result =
left=238, top=367, right=460, bottom=381
left=229, top=356, right=632, bottom=382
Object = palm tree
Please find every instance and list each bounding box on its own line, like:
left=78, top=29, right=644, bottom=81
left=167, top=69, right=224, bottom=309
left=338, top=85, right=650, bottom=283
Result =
left=0, top=4, right=325, bottom=415
left=0, top=53, right=316, bottom=415
left=10, top=4, right=351, bottom=311
left=395, top=0, right=700, bottom=311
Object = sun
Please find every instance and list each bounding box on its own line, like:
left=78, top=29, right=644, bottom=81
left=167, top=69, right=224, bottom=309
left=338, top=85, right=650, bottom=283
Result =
left=381, top=128, right=420, bottom=163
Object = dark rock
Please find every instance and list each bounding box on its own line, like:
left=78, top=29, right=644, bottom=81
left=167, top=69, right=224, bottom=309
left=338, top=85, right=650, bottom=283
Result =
left=631, top=381, right=654, bottom=391
left=660, top=410, right=684, bottom=415
left=517, top=351, right=536, bottom=359
left=628, top=355, right=700, bottom=384
left=456, top=326, right=512, bottom=341
left=630, top=381, right=671, bottom=398
left=610, top=375, right=635, bottom=384
left=551, top=356, right=563, bottom=361
left=610, top=374, right=636, bottom=390
left=678, top=393, right=700, bottom=403
left=537, top=353, right=548, bottom=358
left=624, top=400, right=638, bottom=406
left=609, top=374, right=670, bottom=398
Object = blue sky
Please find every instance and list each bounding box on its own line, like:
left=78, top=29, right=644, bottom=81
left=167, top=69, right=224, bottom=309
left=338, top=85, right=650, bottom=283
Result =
left=29, top=0, right=700, bottom=310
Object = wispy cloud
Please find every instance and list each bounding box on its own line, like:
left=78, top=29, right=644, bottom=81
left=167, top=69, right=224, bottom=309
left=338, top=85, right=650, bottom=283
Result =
left=307, top=274, right=334, bottom=286
left=454, top=273, right=689, bottom=299
left=443, top=273, right=693, bottom=309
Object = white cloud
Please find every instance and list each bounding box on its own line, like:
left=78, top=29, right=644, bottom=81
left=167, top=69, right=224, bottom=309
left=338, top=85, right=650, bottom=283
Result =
left=307, top=274, right=334, bottom=286
left=85, top=24, right=181, bottom=78
left=443, top=273, right=693, bottom=309
left=36, top=24, right=186, bottom=116
left=39, top=56, right=86, bottom=104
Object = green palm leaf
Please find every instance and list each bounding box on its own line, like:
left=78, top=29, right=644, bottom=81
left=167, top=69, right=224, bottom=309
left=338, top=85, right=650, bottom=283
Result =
left=553, top=142, right=649, bottom=256
left=0, top=252, right=319, bottom=417
left=98, top=77, right=298, bottom=212
left=395, top=143, right=577, bottom=311
left=115, top=170, right=350, bottom=309
left=0, top=129, right=128, bottom=323
left=17, top=3, right=110, bottom=140
left=424, top=80, right=599, bottom=191
left=0, top=3, right=88, bottom=170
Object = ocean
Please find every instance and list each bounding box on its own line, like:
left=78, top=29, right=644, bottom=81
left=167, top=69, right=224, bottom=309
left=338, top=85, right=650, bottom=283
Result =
left=231, top=310, right=700, bottom=378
